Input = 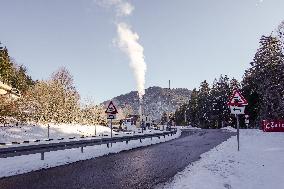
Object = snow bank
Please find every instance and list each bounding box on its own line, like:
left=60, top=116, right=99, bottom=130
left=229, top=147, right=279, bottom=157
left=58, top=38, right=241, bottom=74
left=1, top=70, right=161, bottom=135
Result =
left=221, top=126, right=236, bottom=132
left=161, top=129, right=284, bottom=189
left=179, top=125, right=201, bottom=130
left=0, top=124, right=111, bottom=143
left=0, top=129, right=181, bottom=178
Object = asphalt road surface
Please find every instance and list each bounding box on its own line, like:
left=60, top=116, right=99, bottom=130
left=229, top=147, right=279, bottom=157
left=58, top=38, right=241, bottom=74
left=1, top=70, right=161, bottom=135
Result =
left=0, top=129, right=235, bottom=189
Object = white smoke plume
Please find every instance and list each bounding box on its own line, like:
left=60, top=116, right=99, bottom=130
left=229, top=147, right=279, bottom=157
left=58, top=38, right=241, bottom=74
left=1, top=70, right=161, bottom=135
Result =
left=96, top=0, right=147, bottom=100
left=116, top=22, right=147, bottom=99
left=95, top=0, right=134, bottom=16
left=256, top=0, right=264, bottom=6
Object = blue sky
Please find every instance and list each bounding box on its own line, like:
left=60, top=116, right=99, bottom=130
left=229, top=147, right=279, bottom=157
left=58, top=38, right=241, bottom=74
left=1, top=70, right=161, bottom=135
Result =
left=1, top=0, right=284, bottom=103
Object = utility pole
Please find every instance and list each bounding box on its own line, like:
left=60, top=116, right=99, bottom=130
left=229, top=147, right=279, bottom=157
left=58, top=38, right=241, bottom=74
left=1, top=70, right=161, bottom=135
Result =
left=167, top=80, right=171, bottom=130
left=184, top=110, right=187, bottom=125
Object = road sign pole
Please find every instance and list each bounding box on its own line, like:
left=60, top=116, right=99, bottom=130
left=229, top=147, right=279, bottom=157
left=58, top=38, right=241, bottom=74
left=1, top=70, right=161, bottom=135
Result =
left=105, top=101, right=118, bottom=140
left=228, top=89, right=247, bottom=152
left=236, top=114, right=240, bottom=151
left=111, top=119, right=113, bottom=138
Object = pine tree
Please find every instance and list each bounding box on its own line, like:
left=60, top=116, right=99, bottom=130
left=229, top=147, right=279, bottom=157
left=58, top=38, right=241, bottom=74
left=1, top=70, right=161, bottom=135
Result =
left=209, top=75, right=231, bottom=128
left=196, top=80, right=211, bottom=128
left=277, top=20, right=284, bottom=52
left=188, top=88, right=198, bottom=126
left=243, top=35, right=284, bottom=123
left=11, top=65, right=34, bottom=93
left=0, top=43, right=34, bottom=91
left=174, top=103, right=188, bottom=126
left=161, top=112, right=168, bottom=125
left=0, top=45, right=14, bottom=84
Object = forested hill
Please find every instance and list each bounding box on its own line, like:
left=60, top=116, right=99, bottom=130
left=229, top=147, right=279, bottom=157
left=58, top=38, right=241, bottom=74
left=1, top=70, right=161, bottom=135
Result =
left=103, top=86, right=191, bottom=120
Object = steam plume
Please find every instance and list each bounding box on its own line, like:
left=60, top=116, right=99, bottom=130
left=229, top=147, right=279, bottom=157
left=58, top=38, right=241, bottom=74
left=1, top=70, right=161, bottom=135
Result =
left=96, top=0, right=147, bottom=100
left=116, top=23, right=147, bottom=99
left=95, top=0, right=134, bottom=16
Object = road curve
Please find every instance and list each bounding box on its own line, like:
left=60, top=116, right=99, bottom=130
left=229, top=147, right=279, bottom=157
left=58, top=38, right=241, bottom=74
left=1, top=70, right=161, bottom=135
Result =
left=0, top=129, right=234, bottom=189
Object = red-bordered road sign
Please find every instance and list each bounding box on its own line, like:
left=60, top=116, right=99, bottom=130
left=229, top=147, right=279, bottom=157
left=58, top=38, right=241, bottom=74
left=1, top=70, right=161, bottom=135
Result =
left=227, top=90, right=248, bottom=106
left=105, top=101, right=118, bottom=114
left=262, top=120, right=284, bottom=132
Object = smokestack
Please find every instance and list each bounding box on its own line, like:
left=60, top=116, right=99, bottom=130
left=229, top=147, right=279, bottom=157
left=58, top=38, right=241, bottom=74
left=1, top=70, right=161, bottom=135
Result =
left=139, top=101, right=143, bottom=116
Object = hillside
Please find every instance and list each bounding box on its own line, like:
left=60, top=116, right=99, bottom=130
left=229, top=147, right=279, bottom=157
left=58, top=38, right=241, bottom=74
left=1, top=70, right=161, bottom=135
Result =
left=103, top=86, right=191, bottom=120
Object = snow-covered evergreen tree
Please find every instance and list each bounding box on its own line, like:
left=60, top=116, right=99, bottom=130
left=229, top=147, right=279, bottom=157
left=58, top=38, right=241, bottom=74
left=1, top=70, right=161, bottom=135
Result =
left=174, top=103, right=188, bottom=126
left=196, top=80, right=211, bottom=128
left=243, top=35, right=284, bottom=122
left=276, top=20, right=284, bottom=52
left=209, top=75, right=231, bottom=128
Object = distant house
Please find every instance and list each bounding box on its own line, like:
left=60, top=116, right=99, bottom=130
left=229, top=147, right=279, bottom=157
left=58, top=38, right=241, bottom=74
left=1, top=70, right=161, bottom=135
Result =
left=125, top=115, right=139, bottom=126
left=141, top=114, right=152, bottom=127
left=124, top=114, right=152, bottom=128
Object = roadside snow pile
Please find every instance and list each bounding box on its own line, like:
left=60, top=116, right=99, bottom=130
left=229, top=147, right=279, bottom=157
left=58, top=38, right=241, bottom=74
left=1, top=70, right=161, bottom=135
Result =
left=161, top=129, right=284, bottom=189
left=0, top=129, right=181, bottom=178
left=180, top=126, right=201, bottom=130
left=221, top=126, right=236, bottom=132
left=0, top=124, right=111, bottom=143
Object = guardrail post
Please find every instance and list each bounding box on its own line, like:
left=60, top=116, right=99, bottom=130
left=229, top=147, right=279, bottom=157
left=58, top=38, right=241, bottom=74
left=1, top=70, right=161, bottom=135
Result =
left=126, top=140, right=128, bottom=145
left=81, top=146, right=84, bottom=153
left=164, top=135, right=166, bottom=138
left=47, top=124, right=50, bottom=139
left=140, top=139, right=142, bottom=143
left=107, top=143, right=109, bottom=148
left=41, top=152, right=44, bottom=160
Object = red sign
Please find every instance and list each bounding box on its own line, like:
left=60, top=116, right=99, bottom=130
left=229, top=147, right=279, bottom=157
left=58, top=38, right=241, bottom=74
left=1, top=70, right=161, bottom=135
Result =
left=105, top=101, right=118, bottom=114
left=262, top=120, right=284, bottom=132
left=228, top=90, right=248, bottom=106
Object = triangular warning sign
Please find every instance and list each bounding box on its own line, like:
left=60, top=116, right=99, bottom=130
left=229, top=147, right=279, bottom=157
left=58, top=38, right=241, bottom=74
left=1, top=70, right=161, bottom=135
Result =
left=227, top=90, right=248, bottom=106
left=105, top=101, right=118, bottom=114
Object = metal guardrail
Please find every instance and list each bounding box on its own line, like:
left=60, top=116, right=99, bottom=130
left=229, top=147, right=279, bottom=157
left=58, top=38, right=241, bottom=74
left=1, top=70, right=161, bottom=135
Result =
left=0, top=130, right=177, bottom=160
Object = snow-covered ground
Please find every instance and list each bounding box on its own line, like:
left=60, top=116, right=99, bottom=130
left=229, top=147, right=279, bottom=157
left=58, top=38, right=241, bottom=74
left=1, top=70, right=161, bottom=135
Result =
left=179, top=125, right=201, bottom=130
left=161, top=129, right=284, bottom=189
left=0, top=124, right=112, bottom=143
left=221, top=126, right=237, bottom=132
left=0, top=125, right=181, bottom=178
left=0, top=123, right=167, bottom=146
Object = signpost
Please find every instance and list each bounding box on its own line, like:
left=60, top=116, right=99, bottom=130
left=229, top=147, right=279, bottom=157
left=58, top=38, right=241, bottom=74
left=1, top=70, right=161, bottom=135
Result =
left=105, top=101, right=118, bottom=138
left=227, top=89, right=248, bottom=151
left=245, top=115, right=249, bottom=129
